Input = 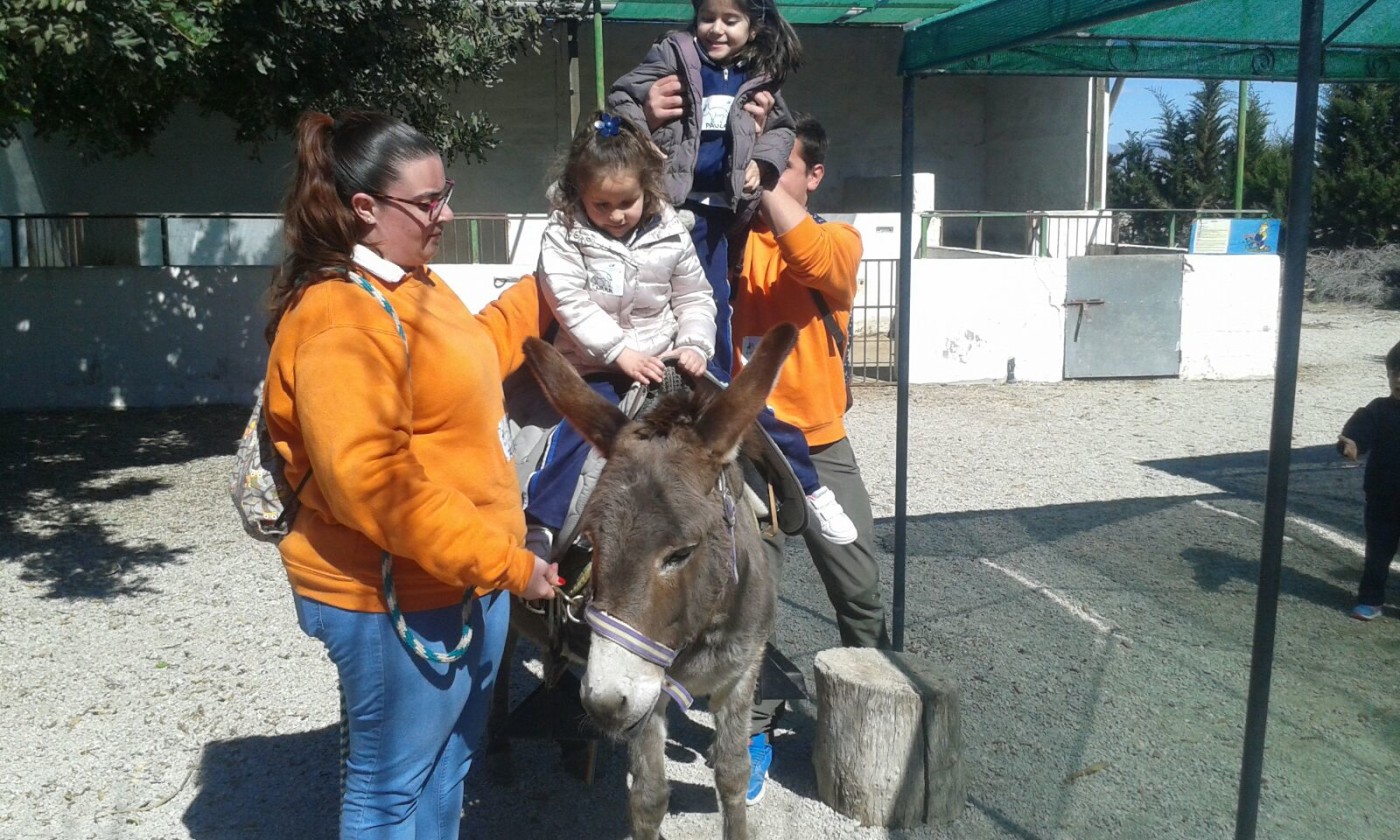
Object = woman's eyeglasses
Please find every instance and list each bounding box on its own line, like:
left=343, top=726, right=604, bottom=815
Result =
left=370, top=178, right=455, bottom=221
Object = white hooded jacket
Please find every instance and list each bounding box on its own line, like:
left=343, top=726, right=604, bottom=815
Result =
left=537, top=204, right=716, bottom=375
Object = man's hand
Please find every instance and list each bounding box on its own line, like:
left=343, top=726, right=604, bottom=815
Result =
left=1338, top=435, right=1359, bottom=462
left=616, top=347, right=666, bottom=384
left=644, top=75, right=685, bottom=133
left=743, top=90, right=775, bottom=136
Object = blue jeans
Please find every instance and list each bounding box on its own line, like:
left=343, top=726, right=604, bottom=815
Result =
left=686, top=201, right=735, bottom=374
left=525, top=375, right=631, bottom=532
left=294, top=590, right=508, bottom=840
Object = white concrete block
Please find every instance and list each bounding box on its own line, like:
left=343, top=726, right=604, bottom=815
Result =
left=1179, top=254, right=1280, bottom=379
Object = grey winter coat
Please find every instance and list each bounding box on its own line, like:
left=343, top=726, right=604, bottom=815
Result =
left=607, top=32, right=796, bottom=216
left=537, top=204, right=717, bottom=376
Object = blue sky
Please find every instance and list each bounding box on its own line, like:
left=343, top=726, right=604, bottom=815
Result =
left=1109, top=78, right=1298, bottom=147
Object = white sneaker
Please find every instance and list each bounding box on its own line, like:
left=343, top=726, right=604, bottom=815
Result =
left=525, top=525, right=553, bottom=559
left=806, top=487, right=857, bottom=545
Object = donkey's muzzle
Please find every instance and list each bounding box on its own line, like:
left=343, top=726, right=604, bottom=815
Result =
left=582, top=634, right=665, bottom=736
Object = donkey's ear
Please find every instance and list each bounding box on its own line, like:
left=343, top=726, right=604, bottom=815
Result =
left=523, top=338, right=629, bottom=456
left=695, top=323, right=799, bottom=463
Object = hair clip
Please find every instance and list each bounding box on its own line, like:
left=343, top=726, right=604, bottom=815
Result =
left=594, top=114, right=622, bottom=138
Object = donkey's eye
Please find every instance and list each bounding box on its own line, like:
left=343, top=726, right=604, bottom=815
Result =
left=663, top=545, right=696, bottom=568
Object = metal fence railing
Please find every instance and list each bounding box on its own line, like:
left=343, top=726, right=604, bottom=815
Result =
left=922, top=208, right=1272, bottom=257
left=851, top=258, right=898, bottom=385
left=0, top=213, right=514, bottom=268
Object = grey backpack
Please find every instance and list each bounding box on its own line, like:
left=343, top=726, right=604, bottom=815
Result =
left=229, top=273, right=405, bottom=542
left=228, top=387, right=310, bottom=543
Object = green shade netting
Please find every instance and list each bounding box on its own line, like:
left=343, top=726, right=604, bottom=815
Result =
left=605, top=0, right=965, bottom=26
left=899, top=0, right=1400, bottom=80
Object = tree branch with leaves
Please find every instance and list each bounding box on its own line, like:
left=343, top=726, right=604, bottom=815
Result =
left=2, top=0, right=558, bottom=161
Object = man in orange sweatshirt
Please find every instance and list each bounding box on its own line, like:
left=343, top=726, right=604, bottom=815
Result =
left=731, top=114, right=891, bottom=804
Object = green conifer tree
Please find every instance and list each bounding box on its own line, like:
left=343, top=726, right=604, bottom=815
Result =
left=1313, top=84, right=1400, bottom=247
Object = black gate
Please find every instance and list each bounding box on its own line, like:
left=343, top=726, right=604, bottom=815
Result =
left=851, top=259, right=898, bottom=385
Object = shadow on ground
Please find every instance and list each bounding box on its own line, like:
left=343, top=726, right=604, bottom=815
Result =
left=183, top=726, right=339, bottom=840
left=0, top=406, right=245, bottom=599
left=1144, top=443, right=1364, bottom=537
left=770, top=447, right=1381, bottom=839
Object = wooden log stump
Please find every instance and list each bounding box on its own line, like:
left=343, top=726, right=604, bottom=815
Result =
left=812, top=648, right=966, bottom=828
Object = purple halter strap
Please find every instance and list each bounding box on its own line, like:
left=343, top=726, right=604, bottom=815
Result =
left=585, top=605, right=695, bottom=710
left=578, top=468, right=742, bottom=712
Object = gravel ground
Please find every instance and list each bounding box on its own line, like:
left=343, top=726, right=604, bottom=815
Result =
left=2, top=303, right=1398, bottom=840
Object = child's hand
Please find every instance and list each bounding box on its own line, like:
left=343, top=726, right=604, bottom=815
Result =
left=616, top=348, right=666, bottom=384
left=1338, top=435, right=1359, bottom=461
left=743, top=161, right=761, bottom=194
left=661, top=346, right=707, bottom=377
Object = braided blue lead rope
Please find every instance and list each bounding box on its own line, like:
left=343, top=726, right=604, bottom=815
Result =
left=345, top=272, right=475, bottom=664
left=347, top=273, right=409, bottom=358
left=381, top=551, right=475, bottom=663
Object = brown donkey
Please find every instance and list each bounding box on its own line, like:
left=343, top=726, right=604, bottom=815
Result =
left=522, top=323, right=797, bottom=840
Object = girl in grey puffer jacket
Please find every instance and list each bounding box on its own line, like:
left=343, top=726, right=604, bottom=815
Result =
left=524, top=112, right=716, bottom=546
left=608, top=0, right=801, bottom=375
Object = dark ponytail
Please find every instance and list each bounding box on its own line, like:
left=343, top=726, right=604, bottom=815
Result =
left=266, top=110, right=441, bottom=344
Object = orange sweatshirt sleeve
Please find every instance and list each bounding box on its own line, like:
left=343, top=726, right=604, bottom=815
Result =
left=293, top=322, right=535, bottom=596
left=473, top=274, right=547, bottom=380
left=773, top=215, right=863, bottom=307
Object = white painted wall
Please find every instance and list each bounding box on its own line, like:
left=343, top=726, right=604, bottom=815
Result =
left=1179, top=254, right=1280, bottom=379
left=905, top=257, right=1067, bottom=384
left=0, top=266, right=271, bottom=409
left=0, top=254, right=1280, bottom=408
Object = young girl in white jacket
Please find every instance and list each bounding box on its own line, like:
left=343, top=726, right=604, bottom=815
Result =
left=525, top=112, right=715, bottom=552
left=525, top=111, right=854, bottom=554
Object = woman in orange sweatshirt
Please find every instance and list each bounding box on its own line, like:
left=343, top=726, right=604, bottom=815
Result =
left=263, top=110, right=557, bottom=840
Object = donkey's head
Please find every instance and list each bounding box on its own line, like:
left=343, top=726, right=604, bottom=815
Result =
left=523, top=324, right=797, bottom=735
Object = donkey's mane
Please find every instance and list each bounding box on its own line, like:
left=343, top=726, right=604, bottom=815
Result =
left=631, top=391, right=714, bottom=440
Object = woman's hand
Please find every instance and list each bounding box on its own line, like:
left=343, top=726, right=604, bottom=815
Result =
left=616, top=347, right=666, bottom=384
left=1338, top=435, right=1359, bottom=461
left=521, top=555, right=561, bottom=600
left=743, top=161, right=761, bottom=194
left=661, top=346, right=707, bottom=377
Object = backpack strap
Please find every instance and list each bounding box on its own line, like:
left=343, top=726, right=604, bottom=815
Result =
left=809, top=287, right=855, bottom=410
left=803, top=213, right=850, bottom=364
left=808, top=288, right=847, bottom=359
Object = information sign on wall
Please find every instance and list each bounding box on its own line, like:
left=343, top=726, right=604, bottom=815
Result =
left=1188, top=218, right=1281, bottom=255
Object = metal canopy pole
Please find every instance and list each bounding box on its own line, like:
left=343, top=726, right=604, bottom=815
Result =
left=893, top=73, right=915, bottom=652
left=1234, top=1, right=1324, bottom=837
left=567, top=20, right=581, bottom=130
left=593, top=0, right=606, bottom=110
left=1235, top=80, right=1249, bottom=215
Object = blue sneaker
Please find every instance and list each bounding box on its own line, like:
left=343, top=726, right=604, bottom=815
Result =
left=746, top=732, right=772, bottom=806
left=1351, top=604, right=1383, bottom=621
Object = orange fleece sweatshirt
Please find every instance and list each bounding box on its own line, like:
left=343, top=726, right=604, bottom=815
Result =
left=265, top=268, right=545, bottom=613
left=732, top=214, right=863, bottom=448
